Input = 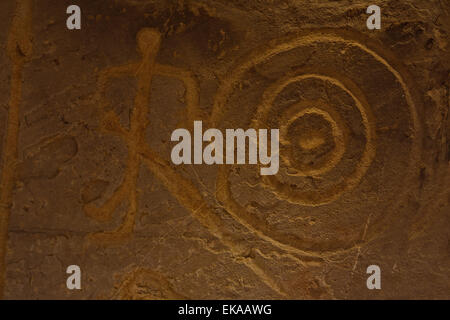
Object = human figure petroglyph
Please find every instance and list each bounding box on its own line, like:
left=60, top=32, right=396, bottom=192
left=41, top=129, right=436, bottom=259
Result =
left=85, top=28, right=201, bottom=242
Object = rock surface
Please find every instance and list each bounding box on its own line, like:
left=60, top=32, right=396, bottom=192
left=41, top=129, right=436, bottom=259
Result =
left=0, top=0, right=449, bottom=299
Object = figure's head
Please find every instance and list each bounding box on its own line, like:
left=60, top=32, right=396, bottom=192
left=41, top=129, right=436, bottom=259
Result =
left=136, top=28, right=161, bottom=55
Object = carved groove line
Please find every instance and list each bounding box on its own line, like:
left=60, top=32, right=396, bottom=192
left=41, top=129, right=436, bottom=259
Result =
left=0, top=0, right=33, bottom=298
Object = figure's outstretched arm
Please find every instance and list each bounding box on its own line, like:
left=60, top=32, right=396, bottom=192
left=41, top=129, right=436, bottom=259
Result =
left=155, top=64, right=202, bottom=124
left=96, top=63, right=138, bottom=137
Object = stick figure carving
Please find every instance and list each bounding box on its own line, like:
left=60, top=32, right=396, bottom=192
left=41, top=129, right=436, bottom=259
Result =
left=85, top=28, right=200, bottom=242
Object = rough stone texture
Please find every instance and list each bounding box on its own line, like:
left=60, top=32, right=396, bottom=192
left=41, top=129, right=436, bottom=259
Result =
left=0, top=0, right=449, bottom=299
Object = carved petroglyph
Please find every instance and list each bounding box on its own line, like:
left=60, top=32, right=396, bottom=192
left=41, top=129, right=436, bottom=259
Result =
left=84, top=29, right=163, bottom=242
left=256, top=72, right=376, bottom=206
left=213, top=29, right=422, bottom=257
left=85, top=28, right=201, bottom=242
left=0, top=0, right=33, bottom=298
left=278, top=100, right=348, bottom=178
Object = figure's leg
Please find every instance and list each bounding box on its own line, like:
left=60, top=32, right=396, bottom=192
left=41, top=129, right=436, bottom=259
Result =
left=84, top=170, right=133, bottom=222
left=87, top=152, right=140, bottom=243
